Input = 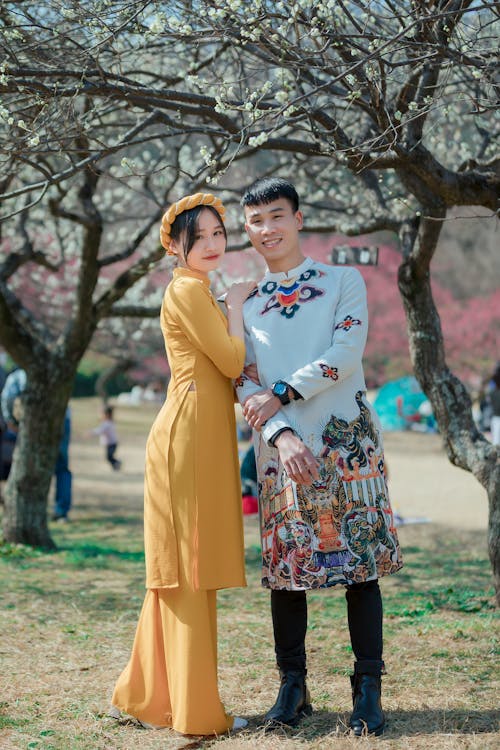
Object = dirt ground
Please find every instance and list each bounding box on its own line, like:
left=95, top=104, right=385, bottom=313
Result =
left=380, top=431, right=488, bottom=531
left=1, top=398, right=496, bottom=750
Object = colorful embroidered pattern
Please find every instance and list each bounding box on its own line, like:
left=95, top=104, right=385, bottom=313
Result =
left=320, top=391, right=378, bottom=469
left=335, top=315, right=362, bottom=332
left=234, top=374, right=249, bottom=388
left=259, top=269, right=325, bottom=319
left=319, top=364, right=338, bottom=380
left=256, top=391, right=402, bottom=590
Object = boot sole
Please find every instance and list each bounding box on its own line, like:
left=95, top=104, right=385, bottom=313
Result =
left=351, top=721, right=385, bottom=737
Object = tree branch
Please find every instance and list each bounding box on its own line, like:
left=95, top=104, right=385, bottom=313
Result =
left=106, top=304, right=160, bottom=318
left=0, top=281, right=52, bottom=364
left=93, top=246, right=165, bottom=321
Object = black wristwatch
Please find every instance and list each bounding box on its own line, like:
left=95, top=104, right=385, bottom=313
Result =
left=272, top=380, right=291, bottom=405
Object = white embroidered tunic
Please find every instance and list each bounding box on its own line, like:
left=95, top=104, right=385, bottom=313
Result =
left=236, top=257, right=403, bottom=590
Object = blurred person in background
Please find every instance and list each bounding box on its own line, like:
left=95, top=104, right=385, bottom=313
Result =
left=488, top=365, right=500, bottom=445
left=88, top=405, right=122, bottom=471
left=0, top=367, right=72, bottom=521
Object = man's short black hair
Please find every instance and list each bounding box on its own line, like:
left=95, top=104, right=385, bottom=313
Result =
left=241, top=177, right=299, bottom=212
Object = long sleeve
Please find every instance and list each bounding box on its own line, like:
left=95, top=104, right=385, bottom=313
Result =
left=167, top=277, right=245, bottom=379
left=1, top=369, right=27, bottom=422
left=285, top=267, right=368, bottom=400
left=234, top=315, right=295, bottom=445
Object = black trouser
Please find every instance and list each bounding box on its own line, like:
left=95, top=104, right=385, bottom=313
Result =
left=106, top=443, right=120, bottom=468
left=270, top=580, right=384, bottom=676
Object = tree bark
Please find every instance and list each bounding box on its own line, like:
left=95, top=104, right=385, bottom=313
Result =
left=397, top=212, right=500, bottom=604
left=2, top=364, right=75, bottom=549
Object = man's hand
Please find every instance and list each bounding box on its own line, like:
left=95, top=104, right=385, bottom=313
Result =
left=274, top=430, right=320, bottom=486
left=243, top=388, right=280, bottom=431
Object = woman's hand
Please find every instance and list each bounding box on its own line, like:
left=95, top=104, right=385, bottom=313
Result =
left=244, top=363, right=260, bottom=385
left=225, top=281, right=257, bottom=310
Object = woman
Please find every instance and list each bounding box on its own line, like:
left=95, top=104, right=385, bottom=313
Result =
left=110, top=193, right=255, bottom=734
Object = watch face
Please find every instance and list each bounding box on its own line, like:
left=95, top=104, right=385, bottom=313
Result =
left=274, top=382, right=287, bottom=396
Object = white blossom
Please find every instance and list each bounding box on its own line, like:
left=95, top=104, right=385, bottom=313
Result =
left=248, top=132, right=269, bottom=147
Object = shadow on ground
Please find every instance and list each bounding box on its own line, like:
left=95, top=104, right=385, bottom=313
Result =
left=240, top=707, right=499, bottom=739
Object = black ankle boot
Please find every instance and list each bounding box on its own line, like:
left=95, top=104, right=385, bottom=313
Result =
left=349, top=673, right=385, bottom=736
left=264, top=669, right=313, bottom=728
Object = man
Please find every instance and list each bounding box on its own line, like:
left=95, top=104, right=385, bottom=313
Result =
left=0, top=352, right=9, bottom=496
left=0, top=368, right=72, bottom=521
left=235, top=178, right=403, bottom=736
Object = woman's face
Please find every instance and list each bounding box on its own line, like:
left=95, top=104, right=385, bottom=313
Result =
left=171, top=208, right=226, bottom=275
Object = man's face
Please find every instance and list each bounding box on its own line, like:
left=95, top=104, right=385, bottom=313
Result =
left=244, top=198, right=303, bottom=270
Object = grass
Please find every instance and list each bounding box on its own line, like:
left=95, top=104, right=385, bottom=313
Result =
left=0, top=398, right=498, bottom=749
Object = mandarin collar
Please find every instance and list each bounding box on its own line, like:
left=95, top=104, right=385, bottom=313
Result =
left=262, top=256, right=314, bottom=283
left=173, top=266, right=211, bottom=287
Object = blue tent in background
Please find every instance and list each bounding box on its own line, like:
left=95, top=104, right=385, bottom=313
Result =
left=373, top=376, right=430, bottom=431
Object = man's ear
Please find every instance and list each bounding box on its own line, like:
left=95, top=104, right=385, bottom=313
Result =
left=295, top=210, right=304, bottom=230
left=244, top=222, right=250, bottom=234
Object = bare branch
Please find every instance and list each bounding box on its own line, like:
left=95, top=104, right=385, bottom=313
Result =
left=106, top=304, right=160, bottom=318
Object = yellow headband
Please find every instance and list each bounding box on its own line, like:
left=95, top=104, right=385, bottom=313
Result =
left=160, top=192, right=226, bottom=254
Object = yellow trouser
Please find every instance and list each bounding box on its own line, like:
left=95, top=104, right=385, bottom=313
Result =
left=111, top=582, right=233, bottom=735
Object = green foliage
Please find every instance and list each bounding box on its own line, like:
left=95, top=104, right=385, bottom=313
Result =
left=0, top=542, right=45, bottom=559
left=72, top=370, right=100, bottom=398
left=0, top=715, right=29, bottom=729
left=72, top=360, right=134, bottom=398
left=61, top=543, right=144, bottom=568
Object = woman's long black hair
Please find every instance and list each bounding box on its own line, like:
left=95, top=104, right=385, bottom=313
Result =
left=170, top=205, right=226, bottom=259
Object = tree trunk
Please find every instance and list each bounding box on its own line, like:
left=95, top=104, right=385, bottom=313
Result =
left=486, top=462, right=500, bottom=607
left=397, top=213, right=500, bottom=604
left=95, top=357, right=135, bottom=404
left=2, top=366, right=75, bottom=549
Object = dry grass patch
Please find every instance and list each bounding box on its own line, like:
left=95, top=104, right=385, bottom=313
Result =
left=0, top=398, right=498, bottom=749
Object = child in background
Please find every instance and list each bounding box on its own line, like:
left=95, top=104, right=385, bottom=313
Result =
left=92, top=406, right=122, bottom=470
